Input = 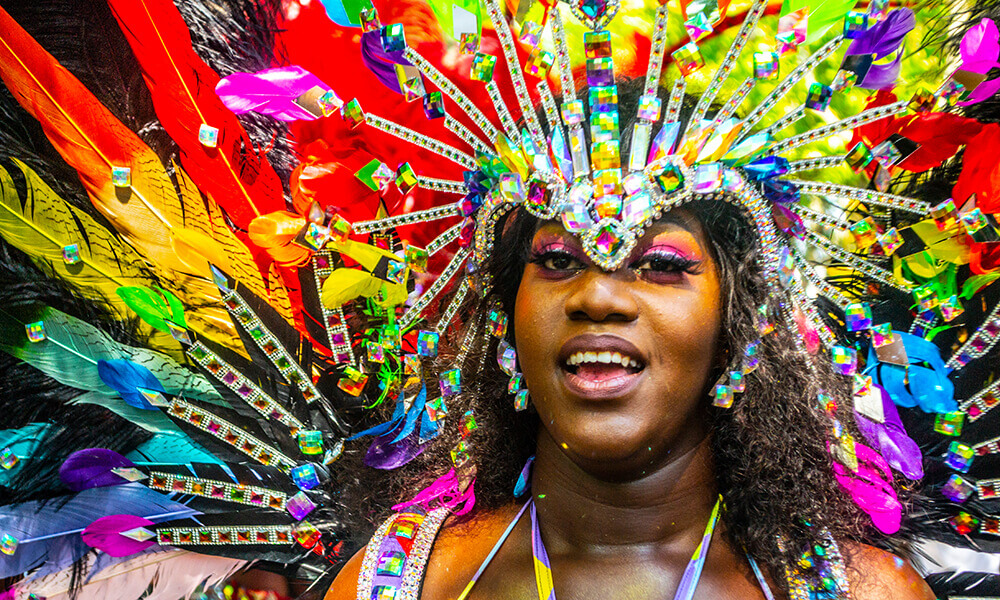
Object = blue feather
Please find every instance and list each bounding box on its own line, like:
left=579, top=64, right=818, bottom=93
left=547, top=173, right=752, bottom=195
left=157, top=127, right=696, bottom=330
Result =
left=97, top=359, right=164, bottom=410
left=125, top=432, right=222, bottom=465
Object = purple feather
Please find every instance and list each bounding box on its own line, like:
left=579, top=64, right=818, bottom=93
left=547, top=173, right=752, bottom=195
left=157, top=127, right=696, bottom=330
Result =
left=97, top=359, right=163, bottom=410
left=360, top=30, right=411, bottom=93
left=854, top=385, right=924, bottom=480
left=82, top=515, right=156, bottom=557
left=216, top=66, right=335, bottom=121
left=847, top=9, right=915, bottom=90
left=59, top=448, right=137, bottom=491
left=364, top=428, right=425, bottom=469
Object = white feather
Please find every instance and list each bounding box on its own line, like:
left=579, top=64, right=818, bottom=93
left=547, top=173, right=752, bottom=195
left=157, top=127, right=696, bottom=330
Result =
left=14, top=549, right=247, bottom=600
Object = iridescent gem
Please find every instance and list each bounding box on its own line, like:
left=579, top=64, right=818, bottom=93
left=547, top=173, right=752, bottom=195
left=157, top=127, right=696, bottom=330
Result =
left=561, top=100, right=586, bottom=125
left=712, top=384, right=734, bottom=408
left=693, top=163, right=722, bottom=193
left=342, top=99, right=365, bottom=128
left=931, top=198, right=958, bottom=231
left=945, top=441, right=975, bottom=473
left=111, top=166, right=131, bottom=188
left=497, top=339, right=517, bottom=376
left=417, top=331, right=439, bottom=357
left=637, top=94, right=661, bottom=122
left=805, top=83, right=833, bottom=111
left=622, top=192, right=654, bottom=228
left=588, top=86, right=618, bottom=113
left=549, top=127, right=574, bottom=181
left=519, top=20, right=543, bottom=46
left=591, top=140, right=620, bottom=170
left=935, top=411, right=965, bottom=436
left=942, top=474, right=975, bottom=503
left=298, top=430, right=324, bottom=455
left=439, top=369, right=462, bottom=397
left=395, top=163, right=418, bottom=193
left=291, top=464, right=321, bottom=490
left=499, top=172, right=525, bottom=203
left=1, top=448, right=18, bottom=470
left=878, top=227, right=904, bottom=255
left=577, top=0, right=609, bottom=19
left=831, top=346, right=857, bottom=376
left=685, top=12, right=713, bottom=41
left=583, top=30, right=611, bottom=58
left=654, top=163, right=684, bottom=193
left=845, top=302, right=873, bottom=332
left=514, top=389, right=530, bottom=411
left=525, top=48, right=555, bottom=77
left=561, top=200, right=594, bottom=233
left=471, top=53, right=497, bottom=82
left=960, top=208, right=989, bottom=235
left=586, top=56, right=615, bottom=87
left=198, top=124, right=219, bottom=148
left=593, top=194, right=622, bottom=220
left=594, top=222, right=623, bottom=257
left=843, top=11, right=869, bottom=38
left=753, top=52, right=779, bottom=80
left=286, top=491, right=316, bottom=520
left=871, top=323, right=894, bottom=348
left=405, top=245, right=429, bottom=273
left=377, top=550, right=406, bottom=577
left=422, top=91, right=445, bottom=119
left=508, top=373, right=523, bottom=394
left=845, top=142, right=874, bottom=172
left=380, top=23, right=406, bottom=52
left=25, top=321, right=45, bottom=342
left=648, top=121, right=681, bottom=164
left=672, top=43, right=705, bottom=77
left=1, top=533, right=17, bottom=556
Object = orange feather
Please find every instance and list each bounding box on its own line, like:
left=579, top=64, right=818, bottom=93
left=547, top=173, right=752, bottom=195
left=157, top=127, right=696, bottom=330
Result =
left=105, top=0, right=285, bottom=230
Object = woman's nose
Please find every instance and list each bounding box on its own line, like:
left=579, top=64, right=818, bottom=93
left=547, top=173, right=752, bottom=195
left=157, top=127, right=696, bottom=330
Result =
left=563, top=268, right=639, bottom=323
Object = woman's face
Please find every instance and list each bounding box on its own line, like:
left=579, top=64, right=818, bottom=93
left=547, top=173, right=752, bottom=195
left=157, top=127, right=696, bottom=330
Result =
left=513, top=209, right=723, bottom=480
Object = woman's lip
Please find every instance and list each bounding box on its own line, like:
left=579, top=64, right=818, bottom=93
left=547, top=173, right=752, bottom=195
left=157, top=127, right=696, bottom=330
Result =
left=560, top=367, right=644, bottom=401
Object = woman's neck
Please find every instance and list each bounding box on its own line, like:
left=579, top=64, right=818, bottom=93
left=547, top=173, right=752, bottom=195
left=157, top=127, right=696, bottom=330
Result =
left=529, top=427, right=720, bottom=551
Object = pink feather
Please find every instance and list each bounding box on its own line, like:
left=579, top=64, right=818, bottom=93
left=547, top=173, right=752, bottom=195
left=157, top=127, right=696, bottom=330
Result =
left=216, top=66, right=338, bottom=122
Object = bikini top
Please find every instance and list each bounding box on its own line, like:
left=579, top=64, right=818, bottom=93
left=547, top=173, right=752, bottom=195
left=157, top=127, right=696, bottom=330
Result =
left=355, top=505, right=851, bottom=600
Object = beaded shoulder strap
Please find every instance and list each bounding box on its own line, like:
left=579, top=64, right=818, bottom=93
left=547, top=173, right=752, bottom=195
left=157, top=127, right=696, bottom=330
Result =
left=357, top=507, right=451, bottom=600
left=784, top=532, right=852, bottom=600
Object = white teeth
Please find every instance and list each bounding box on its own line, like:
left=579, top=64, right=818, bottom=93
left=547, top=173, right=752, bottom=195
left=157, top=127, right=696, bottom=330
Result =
left=566, top=351, right=642, bottom=368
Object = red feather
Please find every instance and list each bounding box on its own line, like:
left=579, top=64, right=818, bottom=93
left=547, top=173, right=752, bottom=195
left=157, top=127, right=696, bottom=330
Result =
left=106, top=0, right=285, bottom=229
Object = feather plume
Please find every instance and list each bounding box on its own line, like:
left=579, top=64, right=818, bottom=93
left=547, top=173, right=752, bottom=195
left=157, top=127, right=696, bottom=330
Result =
left=105, top=0, right=285, bottom=229
left=11, top=548, right=246, bottom=600
left=0, top=483, right=196, bottom=579
left=267, top=262, right=295, bottom=326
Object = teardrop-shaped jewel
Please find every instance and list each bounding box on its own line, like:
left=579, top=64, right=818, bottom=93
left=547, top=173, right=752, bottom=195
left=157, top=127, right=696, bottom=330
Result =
left=497, top=339, right=518, bottom=376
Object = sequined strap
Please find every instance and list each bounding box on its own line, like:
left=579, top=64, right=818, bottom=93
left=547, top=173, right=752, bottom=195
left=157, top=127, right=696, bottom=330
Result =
left=784, top=533, right=852, bottom=600
left=357, top=507, right=451, bottom=600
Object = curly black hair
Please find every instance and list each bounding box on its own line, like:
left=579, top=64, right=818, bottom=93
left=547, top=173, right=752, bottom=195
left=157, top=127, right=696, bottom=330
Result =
left=331, top=78, right=910, bottom=588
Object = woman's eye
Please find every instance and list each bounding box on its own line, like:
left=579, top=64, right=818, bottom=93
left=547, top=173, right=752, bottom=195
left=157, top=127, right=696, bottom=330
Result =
left=631, top=253, right=698, bottom=275
left=533, top=251, right=584, bottom=272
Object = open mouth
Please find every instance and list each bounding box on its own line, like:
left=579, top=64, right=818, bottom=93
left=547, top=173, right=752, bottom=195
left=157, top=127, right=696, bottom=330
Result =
left=558, top=336, right=647, bottom=399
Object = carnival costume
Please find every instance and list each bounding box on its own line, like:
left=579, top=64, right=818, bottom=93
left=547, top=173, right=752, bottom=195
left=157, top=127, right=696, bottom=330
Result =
left=0, top=0, right=998, bottom=597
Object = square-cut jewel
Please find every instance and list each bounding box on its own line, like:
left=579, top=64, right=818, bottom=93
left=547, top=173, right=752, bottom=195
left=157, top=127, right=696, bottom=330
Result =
left=777, top=246, right=796, bottom=287
left=499, top=172, right=525, bottom=203
left=845, top=142, right=874, bottom=172
left=909, top=88, right=936, bottom=112
left=386, top=260, right=407, bottom=285
left=291, top=464, right=322, bottom=490
left=460, top=409, right=478, bottom=437
left=591, top=140, right=620, bottom=170
left=831, top=345, right=857, bottom=376
left=439, top=368, right=462, bottom=397
left=832, top=70, right=857, bottom=91
left=693, top=163, right=722, bottom=193
left=111, top=166, right=131, bottom=188
left=451, top=440, right=471, bottom=466
left=298, top=430, right=324, bottom=455
left=655, top=163, right=684, bottom=193
left=426, top=395, right=448, bottom=421
left=342, top=99, right=365, bottom=128
left=594, top=222, right=624, bottom=257
left=878, top=227, right=903, bottom=255
left=286, top=491, right=317, bottom=520
left=868, top=0, right=889, bottom=19
left=950, top=512, right=979, bottom=535
left=590, top=111, right=619, bottom=142
left=589, top=85, right=618, bottom=113
left=777, top=8, right=808, bottom=53
left=960, top=208, right=989, bottom=235
left=561, top=100, right=585, bottom=125
left=593, top=194, right=622, bottom=220
left=622, top=172, right=645, bottom=196
left=508, top=372, right=523, bottom=394
left=405, top=245, right=428, bottom=273
left=422, top=91, right=445, bottom=119
left=586, top=56, right=615, bottom=87
left=850, top=217, right=878, bottom=250
left=471, top=53, right=497, bottom=82
left=381, top=23, right=406, bottom=52
left=940, top=295, right=964, bottom=322
left=913, top=285, right=939, bottom=312
left=637, top=94, right=661, bottom=122
left=417, top=330, right=439, bottom=357
left=525, top=48, right=554, bottom=77
left=672, top=43, right=705, bottom=77
left=514, top=389, right=530, bottom=412
left=395, top=64, right=424, bottom=101
left=377, top=550, right=406, bottom=577
left=753, top=52, right=779, bottom=80
left=395, top=163, right=418, bottom=194
left=805, top=83, right=833, bottom=111
left=685, top=12, right=713, bottom=41
left=872, top=140, right=903, bottom=168
left=561, top=200, right=594, bottom=233
left=1, top=447, right=18, bottom=470
left=945, top=441, right=975, bottom=472
left=622, top=192, right=654, bottom=228
left=62, top=244, right=81, bottom=264
left=934, top=411, right=965, bottom=436
left=329, top=214, right=352, bottom=243
left=942, top=474, right=975, bottom=503
left=459, top=32, right=480, bottom=54
left=730, top=370, right=745, bottom=393
left=940, top=79, right=966, bottom=106
left=846, top=302, right=873, bottom=332
left=843, top=11, right=869, bottom=38
left=593, top=169, right=621, bottom=197
left=712, top=384, right=734, bottom=408
left=198, top=124, right=219, bottom=148
left=317, top=89, right=344, bottom=116
left=519, top=20, right=543, bottom=46
left=337, top=368, right=368, bottom=396
left=25, top=321, right=45, bottom=342
left=367, top=340, right=386, bottom=364
left=871, top=323, right=893, bottom=347
left=488, top=308, right=508, bottom=337
left=360, top=7, right=381, bottom=31
left=931, top=198, right=957, bottom=231
left=583, top=30, right=611, bottom=58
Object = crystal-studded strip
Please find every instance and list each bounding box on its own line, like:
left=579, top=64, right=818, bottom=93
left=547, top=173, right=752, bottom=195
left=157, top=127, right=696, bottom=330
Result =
left=147, top=471, right=287, bottom=510
left=435, top=279, right=470, bottom=335
left=909, top=313, right=937, bottom=336
left=791, top=248, right=851, bottom=309
left=356, top=514, right=397, bottom=599
left=791, top=180, right=930, bottom=214
left=739, top=36, right=845, bottom=133
left=312, top=252, right=355, bottom=365
left=415, top=177, right=467, bottom=195
left=166, top=398, right=296, bottom=473
left=769, top=101, right=909, bottom=155
left=427, top=223, right=462, bottom=256
left=217, top=291, right=322, bottom=404
left=156, top=524, right=293, bottom=546
left=644, top=5, right=670, bottom=97
left=551, top=9, right=576, bottom=101
left=445, top=115, right=493, bottom=155
left=399, top=248, right=471, bottom=330
left=397, top=508, right=451, bottom=599
left=974, top=435, right=1000, bottom=456
left=665, top=78, right=686, bottom=123
left=789, top=277, right=839, bottom=347
left=805, top=230, right=911, bottom=292
left=353, top=203, right=462, bottom=234
left=959, top=379, right=1000, bottom=421
left=946, top=302, right=1000, bottom=369
left=403, top=48, right=499, bottom=141
left=689, top=0, right=767, bottom=127
left=710, top=77, right=755, bottom=130
left=791, top=204, right=854, bottom=232
left=365, top=114, right=476, bottom=169
left=485, top=80, right=521, bottom=142
left=188, top=341, right=306, bottom=431
left=787, top=156, right=846, bottom=174
left=977, top=478, right=1000, bottom=499
left=762, top=105, right=805, bottom=138
left=483, top=0, right=546, bottom=148
left=536, top=79, right=560, bottom=134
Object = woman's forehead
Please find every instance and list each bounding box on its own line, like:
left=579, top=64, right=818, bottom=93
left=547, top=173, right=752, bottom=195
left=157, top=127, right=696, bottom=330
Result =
left=534, top=207, right=710, bottom=248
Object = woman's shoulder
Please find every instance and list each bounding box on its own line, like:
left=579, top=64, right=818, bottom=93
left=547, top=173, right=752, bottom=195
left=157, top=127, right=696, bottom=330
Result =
left=325, top=503, right=523, bottom=600
left=841, top=541, right=935, bottom=600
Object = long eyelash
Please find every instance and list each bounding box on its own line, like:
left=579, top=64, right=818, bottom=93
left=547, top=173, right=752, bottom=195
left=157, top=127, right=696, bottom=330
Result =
left=630, top=251, right=701, bottom=272
left=528, top=246, right=575, bottom=265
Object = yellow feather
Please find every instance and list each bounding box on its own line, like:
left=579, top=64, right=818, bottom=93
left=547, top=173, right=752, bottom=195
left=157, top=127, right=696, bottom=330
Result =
left=268, top=263, right=295, bottom=326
